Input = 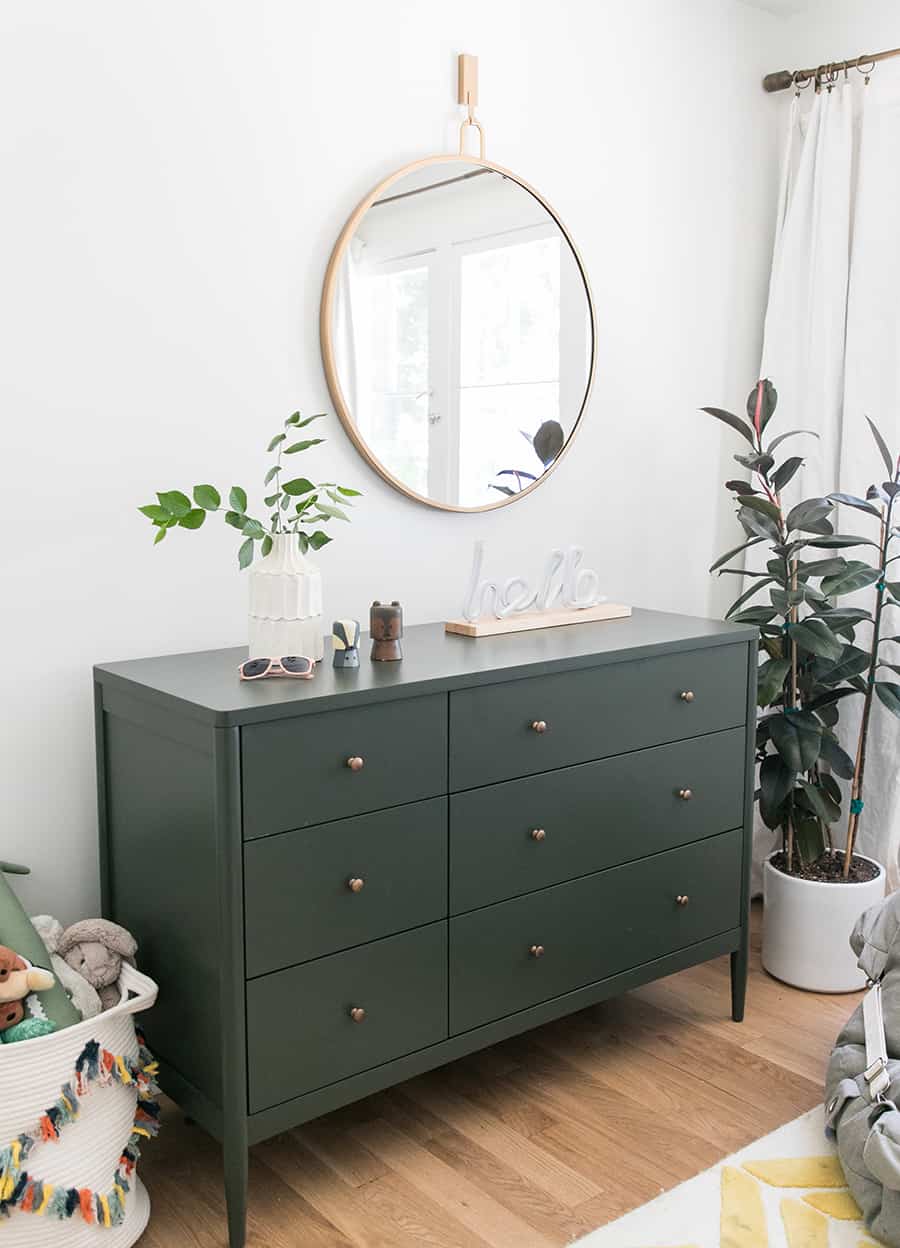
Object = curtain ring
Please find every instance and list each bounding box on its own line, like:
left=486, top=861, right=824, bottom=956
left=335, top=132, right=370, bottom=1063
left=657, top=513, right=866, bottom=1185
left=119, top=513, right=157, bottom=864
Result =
left=856, top=58, right=876, bottom=85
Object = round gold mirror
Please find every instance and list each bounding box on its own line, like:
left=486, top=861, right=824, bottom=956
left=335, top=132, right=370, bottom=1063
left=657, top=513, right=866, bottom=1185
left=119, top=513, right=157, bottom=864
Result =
left=320, top=155, right=595, bottom=512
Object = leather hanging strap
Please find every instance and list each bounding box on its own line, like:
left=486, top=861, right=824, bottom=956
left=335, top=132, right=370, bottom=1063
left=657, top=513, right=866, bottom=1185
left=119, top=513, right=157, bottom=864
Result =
left=864, top=980, right=892, bottom=1101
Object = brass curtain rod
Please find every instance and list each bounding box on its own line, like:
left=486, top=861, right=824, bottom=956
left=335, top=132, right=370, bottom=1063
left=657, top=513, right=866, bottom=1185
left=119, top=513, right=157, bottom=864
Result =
left=763, top=45, right=900, bottom=92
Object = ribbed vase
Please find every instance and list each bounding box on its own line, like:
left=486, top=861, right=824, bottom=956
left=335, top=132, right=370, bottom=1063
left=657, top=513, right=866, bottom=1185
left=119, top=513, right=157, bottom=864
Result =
left=247, top=534, right=324, bottom=662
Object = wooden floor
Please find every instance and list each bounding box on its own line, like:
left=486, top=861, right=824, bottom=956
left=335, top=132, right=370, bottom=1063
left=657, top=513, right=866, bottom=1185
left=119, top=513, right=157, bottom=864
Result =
left=138, top=903, right=861, bottom=1247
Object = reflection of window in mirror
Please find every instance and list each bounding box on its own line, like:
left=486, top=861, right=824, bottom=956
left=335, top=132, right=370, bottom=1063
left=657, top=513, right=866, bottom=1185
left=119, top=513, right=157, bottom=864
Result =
left=333, top=167, right=590, bottom=508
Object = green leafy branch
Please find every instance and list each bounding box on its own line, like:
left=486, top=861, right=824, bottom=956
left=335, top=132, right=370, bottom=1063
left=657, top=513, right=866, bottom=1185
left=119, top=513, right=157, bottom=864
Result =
left=139, top=411, right=361, bottom=568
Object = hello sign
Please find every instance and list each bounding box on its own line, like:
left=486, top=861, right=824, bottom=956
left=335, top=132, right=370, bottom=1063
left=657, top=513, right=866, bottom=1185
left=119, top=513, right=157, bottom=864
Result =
left=445, top=541, right=631, bottom=638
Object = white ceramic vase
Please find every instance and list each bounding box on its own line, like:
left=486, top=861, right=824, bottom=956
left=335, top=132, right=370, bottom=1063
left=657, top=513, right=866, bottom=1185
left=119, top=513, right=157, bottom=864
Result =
left=247, top=533, right=324, bottom=662
left=762, top=850, right=886, bottom=992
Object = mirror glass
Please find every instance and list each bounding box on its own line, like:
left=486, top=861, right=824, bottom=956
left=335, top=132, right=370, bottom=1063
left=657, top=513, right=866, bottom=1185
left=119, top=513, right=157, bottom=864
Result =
left=324, top=158, right=594, bottom=511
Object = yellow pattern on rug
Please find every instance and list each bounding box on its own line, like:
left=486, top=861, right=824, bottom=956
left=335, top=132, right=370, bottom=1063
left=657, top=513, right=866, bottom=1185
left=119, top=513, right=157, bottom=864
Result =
left=721, top=1166, right=768, bottom=1248
left=802, top=1190, right=863, bottom=1220
left=781, top=1199, right=828, bottom=1247
left=743, top=1158, right=846, bottom=1188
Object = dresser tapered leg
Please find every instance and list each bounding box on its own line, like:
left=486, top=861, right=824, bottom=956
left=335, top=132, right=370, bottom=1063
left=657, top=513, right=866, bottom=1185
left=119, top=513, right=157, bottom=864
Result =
left=731, top=939, right=748, bottom=1023
left=223, top=1125, right=248, bottom=1248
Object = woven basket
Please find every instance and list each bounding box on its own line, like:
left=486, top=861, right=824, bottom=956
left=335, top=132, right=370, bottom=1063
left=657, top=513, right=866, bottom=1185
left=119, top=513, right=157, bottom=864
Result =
left=0, top=963, right=158, bottom=1246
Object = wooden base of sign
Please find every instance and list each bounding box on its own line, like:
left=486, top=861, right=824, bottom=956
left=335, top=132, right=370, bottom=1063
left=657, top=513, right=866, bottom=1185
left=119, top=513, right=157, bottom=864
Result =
left=444, top=603, right=632, bottom=638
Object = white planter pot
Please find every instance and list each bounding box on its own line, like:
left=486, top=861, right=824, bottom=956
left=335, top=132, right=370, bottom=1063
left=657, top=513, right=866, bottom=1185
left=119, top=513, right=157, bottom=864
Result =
left=247, top=533, right=324, bottom=662
left=762, top=851, right=886, bottom=992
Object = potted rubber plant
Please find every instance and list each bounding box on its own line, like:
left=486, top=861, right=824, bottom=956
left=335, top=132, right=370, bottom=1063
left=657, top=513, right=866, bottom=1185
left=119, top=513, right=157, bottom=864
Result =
left=703, top=381, right=899, bottom=991
left=138, top=410, right=361, bottom=661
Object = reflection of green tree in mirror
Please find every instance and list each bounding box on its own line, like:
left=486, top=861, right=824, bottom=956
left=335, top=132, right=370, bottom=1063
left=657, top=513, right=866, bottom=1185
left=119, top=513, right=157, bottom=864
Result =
left=489, top=419, right=565, bottom=496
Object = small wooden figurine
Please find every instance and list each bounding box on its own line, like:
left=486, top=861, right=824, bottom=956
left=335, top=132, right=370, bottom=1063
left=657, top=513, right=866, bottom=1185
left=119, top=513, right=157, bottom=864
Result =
left=332, top=619, right=361, bottom=668
left=370, top=601, right=403, bottom=661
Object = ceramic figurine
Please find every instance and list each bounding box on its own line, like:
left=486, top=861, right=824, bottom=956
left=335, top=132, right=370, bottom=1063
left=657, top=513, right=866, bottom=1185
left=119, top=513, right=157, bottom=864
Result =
left=332, top=618, right=361, bottom=668
left=370, top=601, right=403, bottom=661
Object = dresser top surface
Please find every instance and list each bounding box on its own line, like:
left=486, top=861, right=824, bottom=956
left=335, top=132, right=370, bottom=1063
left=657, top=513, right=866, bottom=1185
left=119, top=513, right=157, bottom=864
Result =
left=94, top=608, right=754, bottom=726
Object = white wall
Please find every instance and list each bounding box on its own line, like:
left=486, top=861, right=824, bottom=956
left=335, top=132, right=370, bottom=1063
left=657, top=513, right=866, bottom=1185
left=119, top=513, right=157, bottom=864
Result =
left=0, top=0, right=783, bottom=921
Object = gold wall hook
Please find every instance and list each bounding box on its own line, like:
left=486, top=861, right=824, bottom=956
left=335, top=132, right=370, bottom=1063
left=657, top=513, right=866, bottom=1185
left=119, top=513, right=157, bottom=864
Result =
left=458, top=53, right=485, bottom=158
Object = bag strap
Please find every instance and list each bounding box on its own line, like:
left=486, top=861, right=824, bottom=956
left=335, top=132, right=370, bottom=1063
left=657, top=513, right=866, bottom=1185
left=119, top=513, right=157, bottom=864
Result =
left=864, top=979, right=892, bottom=1102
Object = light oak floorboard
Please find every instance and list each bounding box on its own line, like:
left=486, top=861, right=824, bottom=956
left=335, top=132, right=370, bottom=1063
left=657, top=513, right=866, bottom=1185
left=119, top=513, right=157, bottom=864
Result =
left=138, top=903, right=861, bottom=1246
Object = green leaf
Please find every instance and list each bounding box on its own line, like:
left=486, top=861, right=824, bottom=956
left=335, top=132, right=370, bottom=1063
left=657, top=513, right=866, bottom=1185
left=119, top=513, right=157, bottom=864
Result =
left=315, top=501, right=350, bottom=522
left=157, top=490, right=191, bottom=518
left=153, top=527, right=167, bottom=545
left=731, top=607, right=778, bottom=624
left=738, top=495, right=782, bottom=524
left=819, top=644, right=870, bottom=684
left=788, top=618, right=843, bottom=661
left=280, top=494, right=292, bottom=511
left=700, top=406, right=755, bottom=445
left=794, top=811, right=828, bottom=865
left=267, top=433, right=286, bottom=452
left=769, top=711, right=822, bottom=771
left=297, top=532, right=309, bottom=554
left=224, top=510, right=246, bottom=530
left=326, top=488, right=353, bottom=507
left=337, top=486, right=362, bottom=497
left=261, top=535, right=273, bottom=557
left=771, top=457, right=803, bottom=492
left=139, top=504, right=170, bottom=523
left=238, top=537, right=254, bottom=569
left=829, top=492, right=882, bottom=517
left=766, top=429, right=819, bottom=454
left=264, top=465, right=282, bottom=485
left=284, top=438, right=324, bottom=454
left=746, top=379, right=778, bottom=432
left=734, top=451, right=775, bottom=476
left=867, top=415, right=896, bottom=477
left=799, top=557, right=848, bottom=578
left=264, top=492, right=281, bottom=507
left=193, top=484, right=221, bottom=511
left=178, top=508, right=206, bottom=530
left=738, top=504, right=780, bottom=543
left=308, top=530, right=332, bottom=550
left=875, top=682, right=900, bottom=718
left=229, top=486, right=248, bottom=513
left=821, top=563, right=882, bottom=598
left=796, top=778, right=841, bottom=824
left=709, top=536, right=763, bottom=574
left=285, top=411, right=302, bottom=426
left=806, top=534, right=880, bottom=549
left=292, top=413, right=326, bottom=430
left=726, top=577, right=776, bottom=618
left=759, top=753, right=794, bottom=829
left=818, top=733, right=855, bottom=778
left=757, top=658, right=791, bottom=707
left=786, top=497, right=833, bottom=534
left=282, top=477, right=316, bottom=496
left=242, top=518, right=266, bottom=539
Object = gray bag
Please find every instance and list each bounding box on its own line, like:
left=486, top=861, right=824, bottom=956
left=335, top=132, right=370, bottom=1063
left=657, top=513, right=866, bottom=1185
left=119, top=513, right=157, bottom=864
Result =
left=826, top=889, right=900, bottom=1244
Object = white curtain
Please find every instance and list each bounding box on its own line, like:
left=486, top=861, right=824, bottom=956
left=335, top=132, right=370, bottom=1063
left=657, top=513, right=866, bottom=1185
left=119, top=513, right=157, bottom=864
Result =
left=755, top=64, right=900, bottom=891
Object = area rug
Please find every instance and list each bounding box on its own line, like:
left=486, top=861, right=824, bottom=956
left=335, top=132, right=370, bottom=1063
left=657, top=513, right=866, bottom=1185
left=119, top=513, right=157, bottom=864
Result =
left=576, top=1105, right=881, bottom=1247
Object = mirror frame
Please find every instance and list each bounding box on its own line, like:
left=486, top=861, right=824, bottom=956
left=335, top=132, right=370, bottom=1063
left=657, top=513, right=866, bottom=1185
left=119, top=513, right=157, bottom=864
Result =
left=320, top=154, right=597, bottom=513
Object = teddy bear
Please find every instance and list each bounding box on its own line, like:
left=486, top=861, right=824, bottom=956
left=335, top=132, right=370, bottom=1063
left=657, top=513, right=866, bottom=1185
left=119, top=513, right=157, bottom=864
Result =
left=56, top=919, right=137, bottom=1012
left=31, top=915, right=102, bottom=1020
left=0, top=945, right=55, bottom=1034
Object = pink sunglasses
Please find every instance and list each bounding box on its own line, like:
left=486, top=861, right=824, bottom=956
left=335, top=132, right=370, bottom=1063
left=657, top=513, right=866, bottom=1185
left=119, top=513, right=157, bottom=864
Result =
left=238, top=655, right=315, bottom=681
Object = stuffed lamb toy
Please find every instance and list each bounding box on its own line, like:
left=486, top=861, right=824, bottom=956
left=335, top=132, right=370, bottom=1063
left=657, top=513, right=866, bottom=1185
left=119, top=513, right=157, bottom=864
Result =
left=30, top=915, right=102, bottom=1020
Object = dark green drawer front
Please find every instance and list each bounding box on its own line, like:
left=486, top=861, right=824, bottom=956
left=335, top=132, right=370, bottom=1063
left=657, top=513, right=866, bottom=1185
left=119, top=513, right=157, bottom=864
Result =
left=241, top=693, right=447, bottom=839
left=449, top=645, right=746, bottom=791
left=247, top=923, right=448, bottom=1111
left=449, top=728, right=745, bottom=913
left=449, top=829, right=742, bottom=1034
left=244, top=798, right=447, bottom=977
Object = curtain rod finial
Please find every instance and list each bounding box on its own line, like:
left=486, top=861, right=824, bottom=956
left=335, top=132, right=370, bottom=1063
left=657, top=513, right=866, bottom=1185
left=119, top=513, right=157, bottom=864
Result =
left=763, top=70, right=794, bottom=93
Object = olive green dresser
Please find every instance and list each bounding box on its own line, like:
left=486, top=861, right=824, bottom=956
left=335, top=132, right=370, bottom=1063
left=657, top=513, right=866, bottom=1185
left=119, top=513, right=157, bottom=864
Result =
left=93, top=608, right=756, bottom=1248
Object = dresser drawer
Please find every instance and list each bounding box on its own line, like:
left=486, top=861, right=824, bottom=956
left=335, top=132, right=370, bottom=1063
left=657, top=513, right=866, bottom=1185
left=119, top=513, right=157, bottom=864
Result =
left=241, top=693, right=447, bottom=839
left=244, top=798, right=447, bottom=976
left=247, top=923, right=447, bottom=1111
left=449, top=644, right=747, bottom=791
left=449, top=829, right=742, bottom=1033
left=449, top=728, right=745, bottom=913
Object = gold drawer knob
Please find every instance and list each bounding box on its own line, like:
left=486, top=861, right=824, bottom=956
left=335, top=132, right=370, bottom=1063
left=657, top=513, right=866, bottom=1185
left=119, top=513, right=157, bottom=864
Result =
left=349, top=1006, right=366, bottom=1022
left=678, top=788, right=693, bottom=801
left=530, top=828, right=546, bottom=843
left=679, top=690, right=695, bottom=703
left=676, top=895, right=690, bottom=907
left=529, top=944, right=546, bottom=958
left=346, top=756, right=365, bottom=772
left=531, top=720, right=548, bottom=734
left=347, top=877, right=365, bottom=893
